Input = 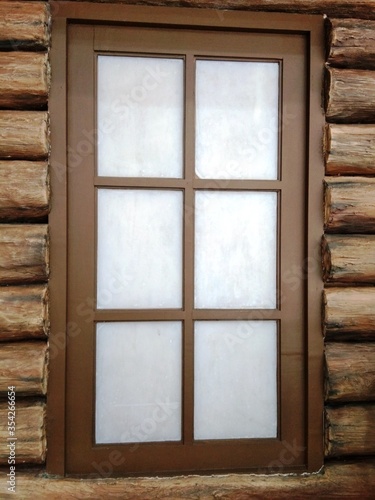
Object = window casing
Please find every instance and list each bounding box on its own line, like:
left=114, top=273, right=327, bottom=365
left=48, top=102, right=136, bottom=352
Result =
left=49, top=3, right=324, bottom=476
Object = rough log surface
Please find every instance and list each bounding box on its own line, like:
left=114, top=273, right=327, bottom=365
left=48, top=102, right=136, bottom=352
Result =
left=0, top=2, right=50, bottom=50
left=324, top=177, right=375, bottom=233
left=322, top=234, right=375, bottom=284
left=66, top=0, right=375, bottom=20
left=325, top=343, right=375, bottom=403
left=324, top=124, right=375, bottom=175
left=325, top=67, right=375, bottom=123
left=0, top=341, right=47, bottom=395
left=0, top=285, right=48, bottom=341
left=0, top=401, right=46, bottom=464
left=327, top=18, right=375, bottom=70
left=0, top=225, right=48, bottom=285
left=0, top=111, right=49, bottom=160
left=324, top=287, right=375, bottom=341
left=0, top=161, right=49, bottom=220
left=5, top=460, right=375, bottom=499
left=0, top=52, right=49, bottom=109
left=325, top=404, right=375, bottom=457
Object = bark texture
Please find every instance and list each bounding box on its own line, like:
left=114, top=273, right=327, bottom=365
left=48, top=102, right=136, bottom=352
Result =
left=324, top=124, right=375, bottom=175
left=0, top=161, right=49, bottom=220
left=324, top=287, right=375, bottom=341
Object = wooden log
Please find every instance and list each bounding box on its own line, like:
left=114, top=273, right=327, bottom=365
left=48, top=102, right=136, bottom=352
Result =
left=322, top=234, right=375, bottom=284
left=0, top=400, right=46, bottom=464
left=0, top=111, right=49, bottom=160
left=0, top=52, right=49, bottom=110
left=65, top=1, right=375, bottom=20
left=324, top=177, right=375, bottom=233
left=325, top=67, right=375, bottom=123
left=324, top=287, right=375, bottom=341
left=324, top=124, right=375, bottom=175
left=0, top=161, right=49, bottom=221
left=325, top=404, right=375, bottom=457
left=0, top=342, right=47, bottom=396
left=325, top=343, right=375, bottom=403
left=327, top=18, right=375, bottom=70
left=0, top=2, right=50, bottom=50
left=0, top=225, right=48, bottom=285
left=0, top=285, right=48, bottom=341
left=6, top=460, right=375, bottom=498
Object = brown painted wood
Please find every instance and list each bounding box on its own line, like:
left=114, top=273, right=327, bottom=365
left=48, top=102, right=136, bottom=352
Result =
left=327, top=18, right=375, bottom=70
left=65, top=0, right=375, bottom=20
left=325, top=124, right=375, bottom=175
left=0, top=2, right=50, bottom=50
left=325, top=67, right=375, bottom=123
left=325, top=404, right=375, bottom=457
left=0, top=342, right=48, bottom=396
left=0, top=111, right=49, bottom=160
left=324, top=287, right=375, bottom=341
left=0, top=52, right=49, bottom=109
left=324, top=177, right=375, bottom=233
left=0, top=224, right=48, bottom=285
left=325, top=343, right=375, bottom=403
left=0, top=161, right=49, bottom=220
left=322, top=234, right=375, bottom=284
left=0, top=285, right=48, bottom=341
left=6, top=460, right=375, bottom=498
left=0, top=401, right=46, bottom=464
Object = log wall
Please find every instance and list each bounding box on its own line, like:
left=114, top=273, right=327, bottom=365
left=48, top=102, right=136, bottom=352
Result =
left=0, top=0, right=374, bottom=497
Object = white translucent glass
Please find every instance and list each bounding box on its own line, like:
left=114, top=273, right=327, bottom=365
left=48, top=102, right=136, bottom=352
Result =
left=96, top=322, right=182, bottom=444
left=195, top=191, right=277, bottom=309
left=194, top=321, right=277, bottom=440
left=97, top=189, right=183, bottom=309
left=97, top=56, right=184, bottom=178
left=196, top=60, right=279, bottom=180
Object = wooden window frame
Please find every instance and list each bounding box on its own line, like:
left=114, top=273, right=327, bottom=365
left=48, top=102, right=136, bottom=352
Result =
left=49, top=2, right=324, bottom=477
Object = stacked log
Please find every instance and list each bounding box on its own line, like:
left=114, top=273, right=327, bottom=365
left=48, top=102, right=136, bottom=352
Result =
left=0, top=1, right=49, bottom=468
left=323, top=17, right=375, bottom=461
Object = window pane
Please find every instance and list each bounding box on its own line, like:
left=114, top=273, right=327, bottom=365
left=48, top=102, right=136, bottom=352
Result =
left=96, top=321, right=182, bottom=444
left=195, top=191, right=277, bottom=309
left=194, top=321, right=277, bottom=440
left=196, top=60, right=279, bottom=180
left=97, top=189, right=183, bottom=309
left=97, top=56, right=184, bottom=178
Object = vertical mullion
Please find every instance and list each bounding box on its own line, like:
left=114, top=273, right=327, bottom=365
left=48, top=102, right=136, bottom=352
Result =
left=183, top=53, right=196, bottom=445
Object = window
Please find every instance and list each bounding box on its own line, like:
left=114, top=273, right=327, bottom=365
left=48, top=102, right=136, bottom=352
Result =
left=49, top=4, right=324, bottom=476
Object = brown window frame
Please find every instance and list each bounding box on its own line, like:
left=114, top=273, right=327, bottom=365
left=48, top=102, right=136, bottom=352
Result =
left=49, top=2, right=324, bottom=477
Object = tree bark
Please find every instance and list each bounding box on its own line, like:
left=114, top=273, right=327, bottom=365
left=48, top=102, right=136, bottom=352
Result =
left=0, top=111, right=49, bottom=160
left=327, top=18, right=375, bottom=70
left=324, top=177, right=375, bottom=233
left=0, top=342, right=48, bottom=396
left=324, top=124, right=375, bottom=175
left=0, top=52, right=49, bottom=110
left=325, top=67, right=375, bottom=123
left=0, top=285, right=48, bottom=341
left=325, top=404, right=375, bottom=457
left=0, top=401, right=46, bottom=464
left=0, top=2, right=50, bottom=50
left=0, top=225, right=48, bottom=285
left=324, top=287, right=375, bottom=341
left=0, top=161, right=49, bottom=221
left=325, top=343, right=375, bottom=403
left=322, top=234, right=375, bottom=284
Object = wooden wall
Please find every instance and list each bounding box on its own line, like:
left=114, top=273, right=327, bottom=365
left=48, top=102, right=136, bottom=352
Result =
left=0, top=1, right=374, bottom=497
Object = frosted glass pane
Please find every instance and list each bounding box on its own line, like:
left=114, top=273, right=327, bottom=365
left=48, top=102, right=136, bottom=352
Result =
left=195, top=191, right=277, bottom=309
left=196, top=60, right=279, bottom=180
left=97, top=189, right=183, bottom=309
left=96, top=322, right=182, bottom=444
left=194, top=321, right=277, bottom=440
left=97, top=56, right=183, bottom=178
